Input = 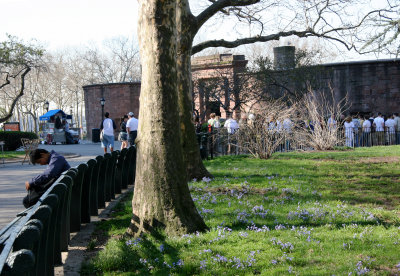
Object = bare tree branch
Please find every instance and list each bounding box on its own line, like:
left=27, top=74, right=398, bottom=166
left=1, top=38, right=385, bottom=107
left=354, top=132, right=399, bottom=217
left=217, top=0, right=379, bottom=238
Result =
left=196, top=0, right=260, bottom=30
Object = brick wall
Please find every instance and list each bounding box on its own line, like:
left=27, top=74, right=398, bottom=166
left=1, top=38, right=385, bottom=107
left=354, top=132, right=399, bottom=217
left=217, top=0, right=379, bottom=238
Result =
left=83, top=82, right=141, bottom=140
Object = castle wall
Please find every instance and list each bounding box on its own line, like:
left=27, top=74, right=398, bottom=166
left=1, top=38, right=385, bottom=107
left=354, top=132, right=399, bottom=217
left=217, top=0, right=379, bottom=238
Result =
left=324, top=60, right=400, bottom=115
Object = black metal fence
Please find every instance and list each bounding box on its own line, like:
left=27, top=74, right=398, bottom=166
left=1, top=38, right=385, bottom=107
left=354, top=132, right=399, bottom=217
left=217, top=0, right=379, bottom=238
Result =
left=197, top=128, right=400, bottom=159
left=0, top=146, right=136, bottom=276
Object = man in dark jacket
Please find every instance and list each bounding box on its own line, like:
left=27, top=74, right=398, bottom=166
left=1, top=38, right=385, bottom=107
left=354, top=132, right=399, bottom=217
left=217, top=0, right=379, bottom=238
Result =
left=23, top=149, right=70, bottom=208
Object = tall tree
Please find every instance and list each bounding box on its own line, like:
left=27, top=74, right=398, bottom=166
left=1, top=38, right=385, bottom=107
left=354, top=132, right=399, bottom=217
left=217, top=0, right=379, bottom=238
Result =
left=129, top=0, right=208, bottom=236
left=0, top=35, right=43, bottom=123
left=83, top=36, right=141, bottom=83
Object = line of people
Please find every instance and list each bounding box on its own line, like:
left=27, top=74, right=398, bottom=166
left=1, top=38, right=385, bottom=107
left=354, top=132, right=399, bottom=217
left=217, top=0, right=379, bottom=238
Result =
left=100, top=111, right=138, bottom=153
left=342, top=112, right=400, bottom=147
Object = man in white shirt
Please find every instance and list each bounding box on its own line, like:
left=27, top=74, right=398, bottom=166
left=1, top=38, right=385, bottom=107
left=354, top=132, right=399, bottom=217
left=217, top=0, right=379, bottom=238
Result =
left=385, top=114, right=396, bottom=145
left=126, top=111, right=139, bottom=146
left=100, top=112, right=116, bottom=153
left=224, top=113, right=239, bottom=154
left=224, top=114, right=239, bottom=134
left=373, top=112, right=385, bottom=145
left=362, top=116, right=371, bottom=147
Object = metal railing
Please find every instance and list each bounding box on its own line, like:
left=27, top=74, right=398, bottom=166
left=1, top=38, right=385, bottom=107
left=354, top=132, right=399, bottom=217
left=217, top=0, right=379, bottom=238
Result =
left=197, top=128, right=400, bottom=159
left=0, top=146, right=136, bottom=276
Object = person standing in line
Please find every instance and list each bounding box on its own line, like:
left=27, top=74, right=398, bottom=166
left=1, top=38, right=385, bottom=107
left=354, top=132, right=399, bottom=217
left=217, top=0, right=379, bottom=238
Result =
left=344, top=116, right=355, bottom=147
left=393, top=112, right=400, bottom=145
left=23, top=149, right=70, bottom=208
left=362, top=115, right=371, bottom=147
left=224, top=112, right=239, bottom=154
left=126, top=111, right=138, bottom=147
left=119, top=115, right=129, bottom=149
left=385, top=114, right=396, bottom=145
left=100, top=112, right=116, bottom=154
left=373, top=112, right=385, bottom=145
left=208, top=113, right=217, bottom=128
left=214, top=115, right=221, bottom=128
left=352, top=114, right=361, bottom=147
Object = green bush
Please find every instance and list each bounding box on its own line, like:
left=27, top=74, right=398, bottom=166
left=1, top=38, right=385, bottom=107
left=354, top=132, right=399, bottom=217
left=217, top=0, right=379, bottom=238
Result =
left=0, top=131, right=38, bottom=151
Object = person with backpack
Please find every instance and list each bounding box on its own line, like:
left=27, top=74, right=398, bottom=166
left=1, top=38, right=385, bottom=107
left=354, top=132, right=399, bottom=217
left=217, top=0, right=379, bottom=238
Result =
left=100, top=112, right=117, bottom=153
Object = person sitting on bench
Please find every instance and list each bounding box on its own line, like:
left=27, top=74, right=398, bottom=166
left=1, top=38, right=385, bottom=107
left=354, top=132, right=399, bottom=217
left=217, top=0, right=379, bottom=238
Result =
left=23, top=149, right=70, bottom=208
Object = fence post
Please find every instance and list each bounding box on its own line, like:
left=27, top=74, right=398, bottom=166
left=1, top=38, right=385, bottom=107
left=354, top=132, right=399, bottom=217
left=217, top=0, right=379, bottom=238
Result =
left=97, top=155, right=108, bottom=208
left=81, top=159, right=96, bottom=223
left=3, top=249, right=35, bottom=276
left=110, top=151, right=119, bottom=198
left=30, top=205, right=52, bottom=276
left=120, top=148, right=129, bottom=189
left=104, top=153, right=113, bottom=201
left=40, top=194, right=59, bottom=276
left=91, top=156, right=102, bottom=215
left=114, top=150, right=126, bottom=194
left=48, top=183, right=68, bottom=265
left=70, top=164, right=87, bottom=233
left=58, top=175, right=73, bottom=253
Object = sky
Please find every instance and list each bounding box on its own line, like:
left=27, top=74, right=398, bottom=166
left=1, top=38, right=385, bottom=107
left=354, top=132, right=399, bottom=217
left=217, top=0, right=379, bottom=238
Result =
left=0, top=0, right=393, bottom=61
left=0, top=0, right=139, bottom=49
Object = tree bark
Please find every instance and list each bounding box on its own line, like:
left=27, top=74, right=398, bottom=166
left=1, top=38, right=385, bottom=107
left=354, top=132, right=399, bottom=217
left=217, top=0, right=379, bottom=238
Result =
left=129, top=0, right=208, bottom=237
left=176, top=0, right=213, bottom=180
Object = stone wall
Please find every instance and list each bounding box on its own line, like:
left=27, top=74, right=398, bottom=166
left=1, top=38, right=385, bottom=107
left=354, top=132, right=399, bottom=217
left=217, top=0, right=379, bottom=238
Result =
left=83, top=82, right=140, bottom=140
left=324, top=59, right=400, bottom=115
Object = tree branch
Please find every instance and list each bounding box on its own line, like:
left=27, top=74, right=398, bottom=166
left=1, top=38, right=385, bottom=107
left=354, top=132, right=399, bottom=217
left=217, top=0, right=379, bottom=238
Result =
left=0, top=73, right=10, bottom=90
left=0, top=67, right=30, bottom=123
left=192, top=30, right=353, bottom=54
left=196, top=0, right=260, bottom=31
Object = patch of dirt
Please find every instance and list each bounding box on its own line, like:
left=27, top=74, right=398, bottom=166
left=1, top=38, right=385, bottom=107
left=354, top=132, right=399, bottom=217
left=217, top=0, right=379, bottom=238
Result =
left=200, top=186, right=276, bottom=195
left=358, top=156, right=400, bottom=163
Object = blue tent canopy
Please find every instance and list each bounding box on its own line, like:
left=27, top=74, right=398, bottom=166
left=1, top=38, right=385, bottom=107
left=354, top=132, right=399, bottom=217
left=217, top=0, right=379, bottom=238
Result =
left=39, top=109, right=66, bottom=121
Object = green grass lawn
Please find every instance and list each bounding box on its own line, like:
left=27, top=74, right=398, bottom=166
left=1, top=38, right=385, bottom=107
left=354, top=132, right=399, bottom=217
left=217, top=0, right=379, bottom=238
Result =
left=2, top=151, right=25, bottom=159
left=81, top=146, right=400, bottom=275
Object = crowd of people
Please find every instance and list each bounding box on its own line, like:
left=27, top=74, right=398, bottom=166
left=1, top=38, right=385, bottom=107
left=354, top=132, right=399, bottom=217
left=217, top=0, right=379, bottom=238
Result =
left=340, top=112, right=400, bottom=147
left=99, top=111, right=138, bottom=153
left=199, top=111, right=400, bottom=149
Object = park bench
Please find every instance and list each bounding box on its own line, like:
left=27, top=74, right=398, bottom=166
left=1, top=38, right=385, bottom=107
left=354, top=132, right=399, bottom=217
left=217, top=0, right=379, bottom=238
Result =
left=21, top=138, right=40, bottom=165
left=0, top=146, right=137, bottom=275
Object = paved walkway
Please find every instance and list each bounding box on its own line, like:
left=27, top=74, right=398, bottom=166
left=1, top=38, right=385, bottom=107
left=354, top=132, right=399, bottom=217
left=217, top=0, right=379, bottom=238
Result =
left=0, top=140, right=122, bottom=228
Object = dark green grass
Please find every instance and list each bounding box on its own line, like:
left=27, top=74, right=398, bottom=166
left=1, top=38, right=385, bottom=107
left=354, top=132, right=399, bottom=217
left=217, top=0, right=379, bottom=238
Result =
left=81, top=146, right=400, bottom=275
left=2, top=151, right=25, bottom=159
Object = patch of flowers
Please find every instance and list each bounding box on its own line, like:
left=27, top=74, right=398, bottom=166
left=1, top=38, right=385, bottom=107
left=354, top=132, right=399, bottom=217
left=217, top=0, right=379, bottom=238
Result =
left=246, top=223, right=270, bottom=232
left=204, top=250, right=260, bottom=270
left=125, top=238, right=142, bottom=247
left=236, top=210, right=250, bottom=223
left=209, top=226, right=232, bottom=244
left=251, top=205, right=271, bottom=218
left=270, top=237, right=294, bottom=252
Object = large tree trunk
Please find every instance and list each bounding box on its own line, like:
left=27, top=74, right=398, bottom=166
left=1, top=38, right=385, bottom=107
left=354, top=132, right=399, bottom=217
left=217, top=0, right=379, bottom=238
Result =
left=129, top=0, right=208, bottom=237
left=177, top=0, right=213, bottom=180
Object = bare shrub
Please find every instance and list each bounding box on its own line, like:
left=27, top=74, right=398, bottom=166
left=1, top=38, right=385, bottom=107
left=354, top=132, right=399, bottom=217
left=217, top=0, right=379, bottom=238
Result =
left=293, top=87, right=348, bottom=150
left=234, top=99, right=297, bottom=159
